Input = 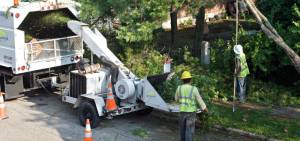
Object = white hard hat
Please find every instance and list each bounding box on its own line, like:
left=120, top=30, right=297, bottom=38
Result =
left=234, top=44, right=243, bottom=54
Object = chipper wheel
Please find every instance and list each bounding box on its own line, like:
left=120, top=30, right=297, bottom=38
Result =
left=78, top=101, right=100, bottom=128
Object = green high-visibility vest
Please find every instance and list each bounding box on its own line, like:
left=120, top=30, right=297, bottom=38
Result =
left=237, top=53, right=250, bottom=77
left=178, top=85, right=197, bottom=112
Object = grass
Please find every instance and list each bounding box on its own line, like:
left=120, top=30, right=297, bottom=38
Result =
left=208, top=104, right=300, bottom=141
left=131, top=128, right=149, bottom=139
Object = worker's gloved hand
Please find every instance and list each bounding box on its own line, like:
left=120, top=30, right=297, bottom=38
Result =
left=196, top=108, right=209, bottom=114
left=196, top=109, right=202, bottom=114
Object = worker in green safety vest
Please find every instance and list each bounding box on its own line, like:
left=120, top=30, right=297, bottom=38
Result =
left=234, top=45, right=250, bottom=103
left=175, top=71, right=208, bottom=141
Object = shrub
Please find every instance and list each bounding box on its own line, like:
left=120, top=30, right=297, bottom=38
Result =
left=120, top=47, right=165, bottom=77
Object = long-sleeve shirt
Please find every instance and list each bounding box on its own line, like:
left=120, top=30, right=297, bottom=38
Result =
left=175, top=84, right=207, bottom=111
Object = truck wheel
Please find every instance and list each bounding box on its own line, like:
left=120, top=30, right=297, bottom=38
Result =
left=136, top=107, right=153, bottom=116
left=78, top=101, right=100, bottom=128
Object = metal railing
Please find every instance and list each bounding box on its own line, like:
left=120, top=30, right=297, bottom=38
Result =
left=25, top=36, right=82, bottom=62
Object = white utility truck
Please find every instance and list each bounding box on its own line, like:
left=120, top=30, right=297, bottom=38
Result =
left=0, top=0, right=83, bottom=99
left=1, top=0, right=181, bottom=128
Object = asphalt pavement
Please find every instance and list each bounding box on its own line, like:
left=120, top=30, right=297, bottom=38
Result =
left=0, top=90, right=249, bottom=141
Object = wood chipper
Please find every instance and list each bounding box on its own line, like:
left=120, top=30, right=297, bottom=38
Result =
left=63, top=20, right=180, bottom=128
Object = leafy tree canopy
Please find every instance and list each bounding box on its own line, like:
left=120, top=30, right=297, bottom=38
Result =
left=79, top=0, right=169, bottom=44
left=79, top=0, right=223, bottom=45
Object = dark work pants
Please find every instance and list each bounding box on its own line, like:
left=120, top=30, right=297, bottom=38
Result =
left=179, top=112, right=196, bottom=141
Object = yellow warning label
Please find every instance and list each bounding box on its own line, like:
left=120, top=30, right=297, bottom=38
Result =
left=147, top=92, right=156, bottom=97
left=0, top=29, right=8, bottom=40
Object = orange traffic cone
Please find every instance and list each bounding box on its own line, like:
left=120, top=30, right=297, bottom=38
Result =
left=0, top=92, right=8, bottom=120
left=105, top=83, right=117, bottom=111
left=14, top=0, right=20, bottom=7
left=83, top=119, right=93, bottom=141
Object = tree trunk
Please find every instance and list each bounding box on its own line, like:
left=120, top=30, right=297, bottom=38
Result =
left=245, top=0, right=300, bottom=75
left=193, top=6, right=205, bottom=57
left=170, top=4, right=177, bottom=51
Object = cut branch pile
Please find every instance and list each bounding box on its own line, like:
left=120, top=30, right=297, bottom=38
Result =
left=19, top=11, right=74, bottom=42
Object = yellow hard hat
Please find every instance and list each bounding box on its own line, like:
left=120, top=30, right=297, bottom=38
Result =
left=181, top=71, right=192, bottom=79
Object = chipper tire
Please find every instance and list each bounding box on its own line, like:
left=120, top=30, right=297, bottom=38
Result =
left=78, top=101, right=100, bottom=128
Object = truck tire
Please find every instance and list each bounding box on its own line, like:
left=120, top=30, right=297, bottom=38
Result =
left=78, top=101, right=100, bottom=128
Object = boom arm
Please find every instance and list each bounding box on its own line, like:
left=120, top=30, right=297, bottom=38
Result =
left=68, top=20, right=122, bottom=66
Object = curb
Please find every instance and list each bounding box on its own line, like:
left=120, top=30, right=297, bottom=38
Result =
left=212, top=125, right=280, bottom=141
left=150, top=110, right=281, bottom=141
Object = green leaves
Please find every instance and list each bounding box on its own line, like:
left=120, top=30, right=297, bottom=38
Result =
left=79, top=0, right=168, bottom=45
left=115, top=0, right=168, bottom=43
left=291, top=4, right=300, bottom=34
left=121, top=47, right=164, bottom=77
left=79, top=0, right=225, bottom=45
left=117, top=22, right=157, bottom=43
